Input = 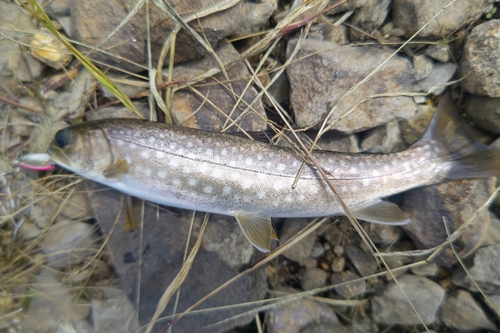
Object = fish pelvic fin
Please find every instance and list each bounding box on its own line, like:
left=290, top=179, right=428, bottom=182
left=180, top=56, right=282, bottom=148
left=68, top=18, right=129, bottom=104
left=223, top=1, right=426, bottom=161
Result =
left=417, top=92, right=500, bottom=180
left=235, top=213, right=274, bottom=252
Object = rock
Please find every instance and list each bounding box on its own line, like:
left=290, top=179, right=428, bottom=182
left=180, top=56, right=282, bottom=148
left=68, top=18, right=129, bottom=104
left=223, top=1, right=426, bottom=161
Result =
left=331, top=270, right=366, bottom=299
left=87, top=182, right=267, bottom=332
left=441, top=290, right=496, bottom=331
left=71, top=0, right=242, bottom=72
left=301, top=267, right=329, bottom=291
left=464, top=94, right=500, bottom=135
left=40, top=220, right=97, bottom=269
left=281, top=218, right=316, bottom=265
left=345, top=245, right=377, bottom=277
left=19, top=270, right=91, bottom=333
left=60, top=188, right=93, bottom=221
left=287, top=39, right=416, bottom=133
left=29, top=31, right=72, bottom=69
left=399, top=103, right=435, bottom=145
left=17, top=52, right=44, bottom=82
left=331, top=256, right=345, bottom=273
left=87, top=101, right=150, bottom=120
left=480, top=213, right=500, bottom=247
left=309, top=22, right=350, bottom=45
left=452, top=244, right=500, bottom=294
left=460, top=20, right=500, bottom=97
left=18, top=219, right=43, bottom=241
left=266, top=286, right=339, bottom=333
left=402, top=177, right=496, bottom=266
left=488, top=295, right=500, bottom=317
left=91, top=288, right=139, bottom=332
left=425, top=43, right=450, bottom=63
left=372, top=274, right=445, bottom=325
left=393, top=0, right=493, bottom=38
left=229, top=2, right=273, bottom=38
left=262, top=60, right=290, bottom=106
left=363, top=223, right=401, bottom=245
left=410, top=263, right=439, bottom=277
left=360, top=121, right=405, bottom=153
left=327, top=0, right=366, bottom=15
left=311, top=242, right=325, bottom=258
left=416, top=62, right=457, bottom=95
left=170, top=43, right=268, bottom=132
left=350, top=0, right=392, bottom=36
left=413, top=55, right=434, bottom=82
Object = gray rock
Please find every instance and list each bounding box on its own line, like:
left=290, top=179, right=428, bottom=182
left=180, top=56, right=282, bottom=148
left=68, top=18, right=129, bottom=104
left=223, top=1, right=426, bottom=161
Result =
left=425, top=43, right=450, bottom=63
left=399, top=103, right=435, bottom=145
left=363, top=223, right=401, bottom=245
left=413, top=55, right=434, bottom=82
left=402, top=177, right=496, bottom=266
left=452, top=244, right=500, bottom=294
left=331, top=270, right=366, bottom=299
left=331, top=256, right=345, bottom=273
left=464, top=94, right=500, bottom=135
left=170, top=43, right=268, bottom=132
left=309, top=22, right=350, bottom=45
left=480, top=213, right=500, bottom=247
left=71, top=0, right=242, bottom=72
left=345, top=245, right=378, bottom=277
left=410, top=263, right=439, bottom=277
left=91, top=288, right=139, bottom=332
left=229, top=2, right=273, bottom=38
left=301, top=267, right=329, bottom=291
left=287, top=39, right=416, bottom=133
left=88, top=182, right=267, bottom=332
left=361, top=121, right=405, bottom=153
left=40, top=220, right=97, bottom=269
left=393, top=0, right=493, bottom=38
left=441, top=290, right=496, bottom=331
left=416, top=62, right=457, bottom=95
left=281, top=218, right=316, bottom=265
left=460, top=20, right=500, bottom=97
left=327, top=0, right=366, bottom=15
left=350, top=0, right=392, bottom=35
left=372, top=274, right=445, bottom=325
left=266, top=286, right=339, bottom=333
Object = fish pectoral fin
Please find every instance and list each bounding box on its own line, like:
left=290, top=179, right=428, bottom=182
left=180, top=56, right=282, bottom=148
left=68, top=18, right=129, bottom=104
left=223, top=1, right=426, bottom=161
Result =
left=235, top=213, right=274, bottom=252
left=352, top=201, right=411, bottom=225
left=103, top=158, right=128, bottom=179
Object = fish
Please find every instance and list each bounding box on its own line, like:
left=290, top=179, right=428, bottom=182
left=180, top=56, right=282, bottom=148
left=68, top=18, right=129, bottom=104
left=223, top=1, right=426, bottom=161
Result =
left=47, top=94, right=500, bottom=252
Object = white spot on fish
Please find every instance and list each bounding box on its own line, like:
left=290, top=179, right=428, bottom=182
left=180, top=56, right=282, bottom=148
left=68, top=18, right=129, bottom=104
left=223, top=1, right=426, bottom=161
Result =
left=119, top=130, right=125, bottom=135
left=212, top=169, right=222, bottom=178
left=230, top=172, right=239, bottom=181
left=221, top=149, right=228, bottom=156
left=140, top=150, right=150, bottom=159
left=273, top=181, right=284, bottom=190
left=341, top=186, right=348, bottom=192
left=199, top=164, right=208, bottom=174
left=116, top=140, right=124, bottom=146
left=148, top=137, right=155, bottom=143
left=266, top=161, right=272, bottom=169
left=159, top=133, right=165, bottom=139
left=223, top=186, right=231, bottom=195
left=173, top=179, right=181, bottom=186
left=231, top=147, right=237, bottom=152
left=362, top=178, right=371, bottom=186
left=257, top=173, right=267, bottom=180
left=242, top=178, right=253, bottom=189
left=156, top=151, right=165, bottom=158
left=372, top=170, right=380, bottom=177
left=206, top=149, right=213, bottom=156
left=286, top=194, right=293, bottom=202
left=125, top=156, right=131, bottom=163
left=273, top=201, right=279, bottom=207
left=129, top=143, right=137, bottom=149
left=257, top=154, right=263, bottom=160
left=188, top=178, right=197, bottom=186
left=257, top=190, right=266, bottom=199
left=228, top=160, right=237, bottom=168
left=310, top=186, right=318, bottom=194
left=204, top=186, right=213, bottom=194
left=278, top=163, right=285, bottom=171
left=187, top=141, right=193, bottom=148
left=158, top=171, right=166, bottom=179
left=144, top=168, right=152, bottom=177
left=245, top=158, right=253, bottom=166
left=292, top=161, right=300, bottom=167
left=169, top=159, right=180, bottom=168
left=170, top=143, right=177, bottom=149
left=349, top=167, right=358, bottom=173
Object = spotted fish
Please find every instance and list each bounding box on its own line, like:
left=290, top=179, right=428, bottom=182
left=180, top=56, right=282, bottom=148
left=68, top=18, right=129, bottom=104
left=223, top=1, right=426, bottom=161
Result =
left=47, top=95, right=500, bottom=251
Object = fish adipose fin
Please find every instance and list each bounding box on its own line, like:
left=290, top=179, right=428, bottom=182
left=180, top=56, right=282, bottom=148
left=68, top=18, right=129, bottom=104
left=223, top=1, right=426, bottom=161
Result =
left=103, top=158, right=128, bottom=179
left=352, top=200, right=411, bottom=225
left=418, top=93, right=500, bottom=180
left=235, top=213, right=274, bottom=252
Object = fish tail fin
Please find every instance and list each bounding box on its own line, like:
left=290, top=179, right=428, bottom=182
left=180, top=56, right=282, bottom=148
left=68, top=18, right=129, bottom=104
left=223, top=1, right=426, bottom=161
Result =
left=417, top=92, right=500, bottom=180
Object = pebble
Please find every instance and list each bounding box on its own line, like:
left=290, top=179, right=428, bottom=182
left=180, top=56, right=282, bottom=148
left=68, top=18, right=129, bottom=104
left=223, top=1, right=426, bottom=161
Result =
left=91, top=288, right=139, bottom=332
left=425, top=42, right=450, bottom=63
left=229, top=2, right=273, bottom=38
left=460, top=20, right=500, bottom=97
left=29, top=32, right=72, bottom=69
left=266, top=286, right=339, bottom=333
left=416, top=62, right=457, bottom=95
left=331, top=270, right=366, bottom=299
left=452, top=244, right=500, bottom=294
left=287, top=38, right=417, bottom=133
left=360, top=121, right=405, bottom=154
left=331, top=256, right=346, bottom=273
left=281, top=218, right=316, bottom=265
left=441, top=290, right=496, bottom=331
left=372, top=274, right=445, bottom=325
left=345, top=245, right=378, bottom=277
left=350, top=0, right=392, bottom=38
left=301, top=267, right=329, bottom=291
left=393, top=0, right=492, bottom=38
left=464, top=94, right=500, bottom=135
left=363, top=223, right=401, bottom=245
left=409, top=262, right=439, bottom=277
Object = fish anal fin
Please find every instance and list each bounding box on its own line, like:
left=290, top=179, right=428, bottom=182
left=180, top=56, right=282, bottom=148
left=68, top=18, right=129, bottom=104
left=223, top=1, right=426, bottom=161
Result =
left=103, top=158, right=128, bottom=179
left=352, top=201, right=410, bottom=225
left=235, top=213, right=274, bottom=252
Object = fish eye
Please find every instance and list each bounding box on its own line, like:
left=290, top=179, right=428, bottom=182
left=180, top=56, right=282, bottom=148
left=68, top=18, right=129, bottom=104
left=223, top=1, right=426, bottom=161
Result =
left=54, top=129, right=72, bottom=148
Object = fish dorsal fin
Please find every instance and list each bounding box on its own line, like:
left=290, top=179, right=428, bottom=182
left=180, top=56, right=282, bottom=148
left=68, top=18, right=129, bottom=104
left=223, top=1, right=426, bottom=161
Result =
left=235, top=213, right=274, bottom=252
left=103, top=158, right=128, bottom=179
left=352, top=201, right=411, bottom=225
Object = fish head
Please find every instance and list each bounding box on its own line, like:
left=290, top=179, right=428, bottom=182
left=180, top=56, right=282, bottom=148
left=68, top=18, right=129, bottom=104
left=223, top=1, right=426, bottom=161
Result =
left=47, top=122, right=114, bottom=176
